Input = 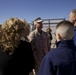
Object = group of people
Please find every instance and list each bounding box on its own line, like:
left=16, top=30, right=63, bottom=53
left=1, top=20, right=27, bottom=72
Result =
left=38, top=9, right=76, bottom=75
left=0, top=9, right=76, bottom=75
left=0, top=16, right=51, bottom=75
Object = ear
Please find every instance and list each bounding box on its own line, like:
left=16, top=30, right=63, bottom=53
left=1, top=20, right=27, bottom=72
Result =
left=56, top=33, right=62, bottom=42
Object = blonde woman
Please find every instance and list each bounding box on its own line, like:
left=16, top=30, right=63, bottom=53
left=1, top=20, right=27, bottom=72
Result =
left=0, top=18, right=35, bottom=75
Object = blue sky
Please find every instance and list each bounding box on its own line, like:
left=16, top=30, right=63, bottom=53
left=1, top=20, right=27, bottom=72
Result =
left=0, top=0, right=76, bottom=24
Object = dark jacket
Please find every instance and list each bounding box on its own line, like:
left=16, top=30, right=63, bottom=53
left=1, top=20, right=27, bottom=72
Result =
left=49, top=33, right=52, bottom=40
left=0, top=40, right=35, bottom=75
left=73, top=26, right=76, bottom=47
left=56, top=41, right=61, bottom=47
left=38, top=40, right=76, bottom=75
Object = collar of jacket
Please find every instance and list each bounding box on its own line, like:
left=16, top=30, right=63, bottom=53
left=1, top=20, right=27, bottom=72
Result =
left=57, top=40, right=75, bottom=49
left=74, top=26, right=76, bottom=31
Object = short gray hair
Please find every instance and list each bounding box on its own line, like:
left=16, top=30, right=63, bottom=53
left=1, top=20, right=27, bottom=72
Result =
left=71, top=9, right=76, bottom=16
left=56, top=20, right=74, bottom=40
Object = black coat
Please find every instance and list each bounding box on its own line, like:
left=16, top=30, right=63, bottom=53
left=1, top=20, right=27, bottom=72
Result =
left=0, top=40, right=35, bottom=75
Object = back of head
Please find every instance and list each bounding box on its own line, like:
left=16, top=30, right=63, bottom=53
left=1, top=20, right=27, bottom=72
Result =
left=56, top=20, right=74, bottom=40
left=70, top=9, right=76, bottom=25
left=1, top=17, right=27, bottom=53
left=71, top=9, right=76, bottom=16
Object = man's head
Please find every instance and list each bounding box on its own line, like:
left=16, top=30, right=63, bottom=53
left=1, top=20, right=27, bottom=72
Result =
left=34, top=17, right=43, bottom=29
left=69, top=9, right=76, bottom=26
left=56, top=20, right=74, bottom=42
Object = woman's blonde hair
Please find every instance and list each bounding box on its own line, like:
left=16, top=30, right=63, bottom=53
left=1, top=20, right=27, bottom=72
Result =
left=0, top=17, right=28, bottom=53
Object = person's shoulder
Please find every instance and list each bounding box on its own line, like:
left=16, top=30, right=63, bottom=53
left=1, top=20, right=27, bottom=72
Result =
left=29, top=30, right=36, bottom=36
left=30, top=30, right=36, bottom=33
left=43, top=48, right=62, bottom=63
left=20, top=40, right=31, bottom=45
left=45, top=48, right=57, bottom=58
left=0, top=49, right=10, bottom=60
left=42, top=30, right=48, bottom=35
left=42, top=30, right=46, bottom=33
left=19, top=40, right=32, bottom=50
